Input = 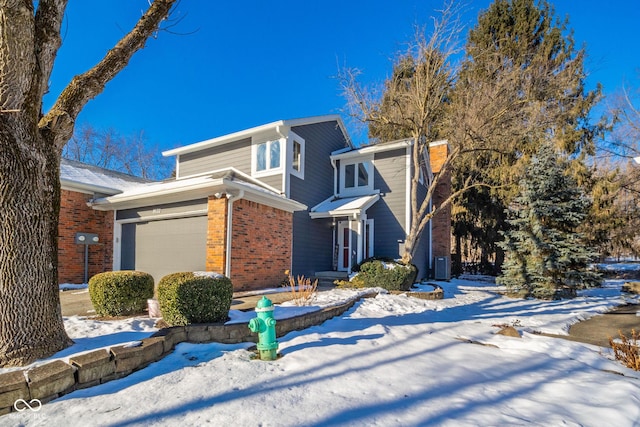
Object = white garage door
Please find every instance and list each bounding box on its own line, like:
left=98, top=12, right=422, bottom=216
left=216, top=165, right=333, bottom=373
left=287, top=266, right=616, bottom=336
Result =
left=121, top=215, right=208, bottom=284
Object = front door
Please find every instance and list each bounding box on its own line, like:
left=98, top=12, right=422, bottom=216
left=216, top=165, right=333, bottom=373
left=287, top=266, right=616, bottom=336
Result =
left=337, top=221, right=351, bottom=271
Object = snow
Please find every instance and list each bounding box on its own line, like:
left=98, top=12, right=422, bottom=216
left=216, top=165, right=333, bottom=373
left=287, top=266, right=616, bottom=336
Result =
left=5, top=278, right=640, bottom=426
left=58, top=283, right=88, bottom=291
left=60, top=158, right=150, bottom=192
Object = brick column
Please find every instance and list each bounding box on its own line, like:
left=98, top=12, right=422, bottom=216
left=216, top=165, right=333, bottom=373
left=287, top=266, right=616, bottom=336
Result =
left=206, top=196, right=228, bottom=274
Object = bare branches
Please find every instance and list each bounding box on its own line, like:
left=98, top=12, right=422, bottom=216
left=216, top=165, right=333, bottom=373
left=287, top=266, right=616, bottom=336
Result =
left=39, top=0, right=179, bottom=150
left=32, top=1, right=67, bottom=113
left=63, top=124, right=172, bottom=180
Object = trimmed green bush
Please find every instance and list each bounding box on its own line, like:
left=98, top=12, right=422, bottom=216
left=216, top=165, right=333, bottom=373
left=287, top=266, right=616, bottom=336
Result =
left=88, top=271, right=154, bottom=316
left=355, top=258, right=417, bottom=291
left=157, top=272, right=233, bottom=326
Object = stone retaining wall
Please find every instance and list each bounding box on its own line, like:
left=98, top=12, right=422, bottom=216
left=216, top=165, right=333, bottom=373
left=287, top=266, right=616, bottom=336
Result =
left=0, top=292, right=376, bottom=415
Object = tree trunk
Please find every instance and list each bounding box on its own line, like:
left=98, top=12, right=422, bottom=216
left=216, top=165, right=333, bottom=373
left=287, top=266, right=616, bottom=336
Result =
left=0, top=123, right=72, bottom=366
left=0, top=0, right=177, bottom=367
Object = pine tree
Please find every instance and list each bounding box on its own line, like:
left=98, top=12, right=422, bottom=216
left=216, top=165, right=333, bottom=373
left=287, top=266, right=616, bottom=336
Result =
left=450, top=0, right=603, bottom=274
left=497, top=143, right=600, bottom=299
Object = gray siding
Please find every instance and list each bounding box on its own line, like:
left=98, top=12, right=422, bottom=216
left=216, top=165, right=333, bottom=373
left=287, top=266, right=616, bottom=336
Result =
left=178, top=138, right=252, bottom=177
left=412, top=164, right=430, bottom=278
left=116, top=199, right=208, bottom=221
left=289, top=121, right=350, bottom=276
left=258, top=174, right=283, bottom=192
left=412, top=216, right=430, bottom=280
left=367, top=148, right=408, bottom=260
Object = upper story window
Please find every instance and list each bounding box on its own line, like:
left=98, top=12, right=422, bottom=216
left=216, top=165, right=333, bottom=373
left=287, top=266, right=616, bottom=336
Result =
left=339, top=159, right=373, bottom=196
left=253, top=139, right=283, bottom=176
left=289, top=133, right=305, bottom=179
left=292, top=140, right=302, bottom=172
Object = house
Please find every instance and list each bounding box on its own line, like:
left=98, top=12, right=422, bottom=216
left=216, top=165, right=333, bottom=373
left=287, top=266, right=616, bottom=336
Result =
left=62, top=115, right=451, bottom=290
left=59, top=158, right=150, bottom=284
left=309, top=138, right=451, bottom=281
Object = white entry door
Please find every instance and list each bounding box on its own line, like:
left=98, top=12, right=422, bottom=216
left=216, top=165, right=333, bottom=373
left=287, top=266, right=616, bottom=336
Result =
left=337, top=221, right=351, bottom=271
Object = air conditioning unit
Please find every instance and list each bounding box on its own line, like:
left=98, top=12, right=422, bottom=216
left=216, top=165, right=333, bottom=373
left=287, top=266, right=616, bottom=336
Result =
left=434, top=256, right=450, bottom=280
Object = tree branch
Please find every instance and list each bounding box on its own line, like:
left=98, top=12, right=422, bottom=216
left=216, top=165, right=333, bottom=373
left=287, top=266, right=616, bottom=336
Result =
left=32, top=0, right=67, bottom=116
left=39, top=0, right=179, bottom=150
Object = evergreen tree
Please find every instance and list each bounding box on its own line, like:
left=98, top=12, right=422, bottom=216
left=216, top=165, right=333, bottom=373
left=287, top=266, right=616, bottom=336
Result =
left=497, top=143, right=600, bottom=299
left=450, top=0, right=603, bottom=274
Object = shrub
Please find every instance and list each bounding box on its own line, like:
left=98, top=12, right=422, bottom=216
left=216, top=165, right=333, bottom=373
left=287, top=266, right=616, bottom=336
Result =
left=88, top=271, right=154, bottom=317
left=157, top=272, right=233, bottom=326
left=354, top=258, right=417, bottom=291
left=335, top=274, right=366, bottom=289
left=286, top=274, right=318, bottom=306
left=610, top=329, right=640, bottom=371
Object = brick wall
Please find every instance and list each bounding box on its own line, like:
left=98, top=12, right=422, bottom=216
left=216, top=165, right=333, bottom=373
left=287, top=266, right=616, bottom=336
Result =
left=58, top=190, right=113, bottom=284
left=429, top=143, right=452, bottom=267
left=206, top=196, right=228, bottom=274
left=229, top=199, right=293, bottom=291
left=429, top=142, right=448, bottom=173
left=431, top=169, right=451, bottom=258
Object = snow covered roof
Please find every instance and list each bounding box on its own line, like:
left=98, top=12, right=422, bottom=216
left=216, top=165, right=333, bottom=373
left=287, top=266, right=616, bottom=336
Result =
left=90, top=168, right=306, bottom=213
left=310, top=194, right=380, bottom=219
left=60, top=158, right=152, bottom=195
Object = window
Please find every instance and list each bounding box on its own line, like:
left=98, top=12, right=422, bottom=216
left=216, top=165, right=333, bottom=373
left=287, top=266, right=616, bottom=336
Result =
left=292, top=140, right=302, bottom=172
left=339, top=159, right=373, bottom=195
left=289, top=134, right=305, bottom=179
left=357, top=163, right=369, bottom=187
left=254, top=139, right=281, bottom=174
left=344, top=164, right=355, bottom=188
left=270, top=140, right=280, bottom=169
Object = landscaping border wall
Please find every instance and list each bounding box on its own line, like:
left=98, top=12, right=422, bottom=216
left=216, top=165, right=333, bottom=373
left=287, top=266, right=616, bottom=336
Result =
left=0, top=292, right=378, bottom=415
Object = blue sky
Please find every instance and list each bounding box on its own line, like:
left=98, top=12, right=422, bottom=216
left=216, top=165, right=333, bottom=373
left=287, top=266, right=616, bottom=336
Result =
left=46, top=1, right=640, bottom=152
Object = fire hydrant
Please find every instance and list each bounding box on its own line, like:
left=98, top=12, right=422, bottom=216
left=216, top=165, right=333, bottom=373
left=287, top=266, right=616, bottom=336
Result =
left=248, top=296, right=278, bottom=360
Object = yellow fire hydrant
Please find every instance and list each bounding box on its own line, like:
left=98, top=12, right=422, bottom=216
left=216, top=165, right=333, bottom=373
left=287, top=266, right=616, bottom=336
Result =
left=248, top=296, right=278, bottom=360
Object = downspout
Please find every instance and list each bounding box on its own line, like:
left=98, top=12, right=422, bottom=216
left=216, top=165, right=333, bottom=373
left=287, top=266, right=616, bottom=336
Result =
left=331, top=157, right=338, bottom=198
left=225, top=190, right=245, bottom=278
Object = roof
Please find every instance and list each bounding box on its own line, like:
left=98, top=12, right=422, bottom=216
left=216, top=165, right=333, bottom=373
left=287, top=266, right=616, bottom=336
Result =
left=330, top=138, right=413, bottom=160
left=163, top=115, right=352, bottom=157
left=310, top=194, right=380, bottom=219
left=60, top=158, right=152, bottom=195
left=90, top=168, right=307, bottom=213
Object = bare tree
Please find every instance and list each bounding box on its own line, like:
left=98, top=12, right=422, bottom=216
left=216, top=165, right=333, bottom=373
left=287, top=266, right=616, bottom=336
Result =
left=64, top=124, right=172, bottom=180
left=0, top=0, right=178, bottom=367
left=340, top=4, right=525, bottom=264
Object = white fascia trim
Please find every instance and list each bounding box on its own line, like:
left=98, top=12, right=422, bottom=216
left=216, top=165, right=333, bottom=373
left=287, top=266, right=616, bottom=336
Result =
left=61, top=179, right=122, bottom=196
left=429, top=139, right=449, bottom=147
left=163, top=114, right=352, bottom=157
left=223, top=179, right=307, bottom=212
left=331, top=138, right=448, bottom=162
left=177, top=167, right=282, bottom=195
left=163, top=120, right=287, bottom=157
left=90, top=178, right=226, bottom=210
left=331, top=139, right=413, bottom=161
left=309, top=194, right=380, bottom=219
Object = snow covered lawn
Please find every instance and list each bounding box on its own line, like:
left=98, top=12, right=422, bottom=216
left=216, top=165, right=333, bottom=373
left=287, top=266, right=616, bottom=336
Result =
left=5, top=278, right=640, bottom=426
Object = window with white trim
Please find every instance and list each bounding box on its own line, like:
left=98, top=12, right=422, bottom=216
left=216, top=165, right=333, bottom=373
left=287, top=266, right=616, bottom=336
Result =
left=290, top=136, right=305, bottom=179
left=253, top=139, right=282, bottom=175
left=339, top=159, right=373, bottom=195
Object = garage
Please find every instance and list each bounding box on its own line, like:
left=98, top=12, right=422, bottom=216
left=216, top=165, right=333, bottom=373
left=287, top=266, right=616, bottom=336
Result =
left=120, top=215, right=208, bottom=284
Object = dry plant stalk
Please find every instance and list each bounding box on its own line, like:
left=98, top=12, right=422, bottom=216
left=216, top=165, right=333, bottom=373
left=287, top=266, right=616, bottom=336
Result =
left=609, top=329, right=640, bottom=371
left=288, top=274, right=318, bottom=306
